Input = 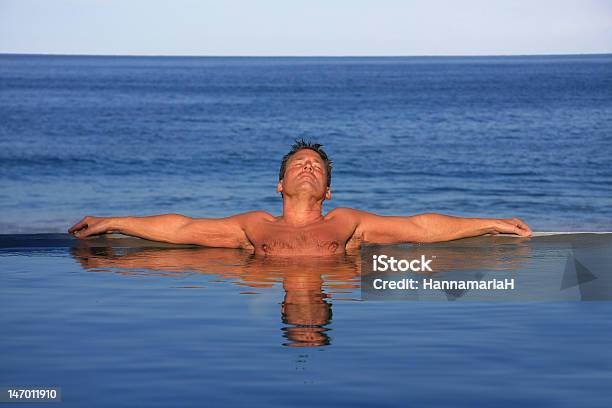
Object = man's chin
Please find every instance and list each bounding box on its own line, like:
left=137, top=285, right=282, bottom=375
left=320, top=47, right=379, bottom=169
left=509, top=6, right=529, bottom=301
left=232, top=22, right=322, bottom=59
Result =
left=296, top=179, right=318, bottom=188
left=288, top=185, right=326, bottom=198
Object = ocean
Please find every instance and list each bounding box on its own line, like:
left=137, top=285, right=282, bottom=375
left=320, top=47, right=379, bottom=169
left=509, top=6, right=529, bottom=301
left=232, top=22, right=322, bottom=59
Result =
left=1, top=54, right=612, bottom=407
left=1, top=54, right=611, bottom=232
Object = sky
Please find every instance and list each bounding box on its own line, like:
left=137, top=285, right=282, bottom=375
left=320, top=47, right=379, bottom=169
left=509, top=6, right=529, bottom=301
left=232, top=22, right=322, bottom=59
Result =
left=1, top=0, right=611, bottom=56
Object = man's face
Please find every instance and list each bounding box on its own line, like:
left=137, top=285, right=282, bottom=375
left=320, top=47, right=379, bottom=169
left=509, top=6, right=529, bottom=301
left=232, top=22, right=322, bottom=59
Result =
left=277, top=149, right=331, bottom=200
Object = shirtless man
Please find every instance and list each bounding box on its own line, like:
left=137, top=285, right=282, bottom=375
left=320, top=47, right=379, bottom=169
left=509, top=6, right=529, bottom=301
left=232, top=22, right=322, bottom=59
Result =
left=68, top=140, right=532, bottom=256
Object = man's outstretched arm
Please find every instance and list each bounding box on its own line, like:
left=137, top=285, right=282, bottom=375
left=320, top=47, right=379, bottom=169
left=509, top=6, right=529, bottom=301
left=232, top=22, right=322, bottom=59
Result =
left=349, top=210, right=532, bottom=244
left=68, top=213, right=254, bottom=248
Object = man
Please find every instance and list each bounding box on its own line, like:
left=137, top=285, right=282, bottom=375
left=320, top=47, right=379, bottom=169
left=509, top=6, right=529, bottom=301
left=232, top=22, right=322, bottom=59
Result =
left=69, top=140, right=532, bottom=256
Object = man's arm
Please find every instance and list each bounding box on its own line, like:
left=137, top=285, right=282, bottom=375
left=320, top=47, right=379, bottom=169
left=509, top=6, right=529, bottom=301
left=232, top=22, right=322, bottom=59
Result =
left=349, top=210, right=532, bottom=244
left=68, top=213, right=255, bottom=248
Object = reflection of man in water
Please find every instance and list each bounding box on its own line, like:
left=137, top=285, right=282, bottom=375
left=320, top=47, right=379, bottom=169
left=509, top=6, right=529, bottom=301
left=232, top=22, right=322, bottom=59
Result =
left=71, top=244, right=349, bottom=347
left=69, top=140, right=532, bottom=256
left=71, top=235, right=531, bottom=346
left=281, top=271, right=332, bottom=347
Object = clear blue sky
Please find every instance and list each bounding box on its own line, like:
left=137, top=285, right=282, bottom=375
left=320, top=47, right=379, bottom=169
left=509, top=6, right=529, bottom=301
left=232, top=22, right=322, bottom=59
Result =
left=1, top=0, right=611, bottom=56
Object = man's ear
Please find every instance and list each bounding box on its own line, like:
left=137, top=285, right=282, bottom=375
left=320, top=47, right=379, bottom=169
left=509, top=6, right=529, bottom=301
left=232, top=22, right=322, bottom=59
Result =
left=277, top=180, right=283, bottom=194
left=325, top=187, right=331, bottom=201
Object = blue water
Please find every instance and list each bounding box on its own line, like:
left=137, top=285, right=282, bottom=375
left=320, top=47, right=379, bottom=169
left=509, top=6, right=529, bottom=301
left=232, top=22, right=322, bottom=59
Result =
left=2, top=234, right=612, bottom=407
left=2, top=54, right=612, bottom=407
left=1, top=54, right=611, bottom=232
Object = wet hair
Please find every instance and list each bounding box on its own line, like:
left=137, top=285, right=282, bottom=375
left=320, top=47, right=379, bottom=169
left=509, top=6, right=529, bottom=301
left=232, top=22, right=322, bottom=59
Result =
left=279, top=139, right=333, bottom=187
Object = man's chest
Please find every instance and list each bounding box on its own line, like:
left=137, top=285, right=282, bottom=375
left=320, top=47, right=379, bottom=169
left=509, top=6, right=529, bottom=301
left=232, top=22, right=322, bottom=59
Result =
left=245, top=219, right=355, bottom=255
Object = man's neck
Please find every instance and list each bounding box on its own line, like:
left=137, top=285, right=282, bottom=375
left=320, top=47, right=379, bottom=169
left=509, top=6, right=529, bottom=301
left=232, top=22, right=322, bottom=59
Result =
left=281, top=194, right=324, bottom=226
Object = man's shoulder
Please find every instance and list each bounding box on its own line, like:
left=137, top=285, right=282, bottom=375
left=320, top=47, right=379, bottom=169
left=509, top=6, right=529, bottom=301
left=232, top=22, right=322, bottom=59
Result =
left=326, top=207, right=370, bottom=219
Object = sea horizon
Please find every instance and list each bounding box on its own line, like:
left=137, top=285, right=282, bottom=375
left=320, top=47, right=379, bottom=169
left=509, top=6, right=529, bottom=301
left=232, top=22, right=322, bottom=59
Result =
left=2, top=52, right=611, bottom=58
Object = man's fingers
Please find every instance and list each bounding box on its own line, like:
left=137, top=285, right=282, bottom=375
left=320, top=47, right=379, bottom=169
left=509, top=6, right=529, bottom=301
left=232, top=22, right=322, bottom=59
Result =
left=510, top=217, right=532, bottom=236
left=514, top=225, right=531, bottom=237
left=74, top=225, right=103, bottom=238
left=69, top=216, right=104, bottom=238
left=68, top=217, right=90, bottom=233
left=515, top=218, right=532, bottom=234
left=501, top=218, right=532, bottom=237
left=74, top=229, right=92, bottom=238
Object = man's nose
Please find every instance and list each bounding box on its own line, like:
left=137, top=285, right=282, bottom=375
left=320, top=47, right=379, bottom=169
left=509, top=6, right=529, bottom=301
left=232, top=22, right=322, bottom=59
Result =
left=303, top=162, right=313, bottom=171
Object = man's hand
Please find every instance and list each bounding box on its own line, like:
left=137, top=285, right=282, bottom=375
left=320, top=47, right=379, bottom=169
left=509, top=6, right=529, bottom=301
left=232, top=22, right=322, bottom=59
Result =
left=68, top=216, right=113, bottom=238
left=488, top=217, right=532, bottom=237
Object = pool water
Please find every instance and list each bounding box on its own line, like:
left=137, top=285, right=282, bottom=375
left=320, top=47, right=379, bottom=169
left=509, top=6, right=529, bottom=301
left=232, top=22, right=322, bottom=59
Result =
left=2, top=234, right=612, bottom=407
